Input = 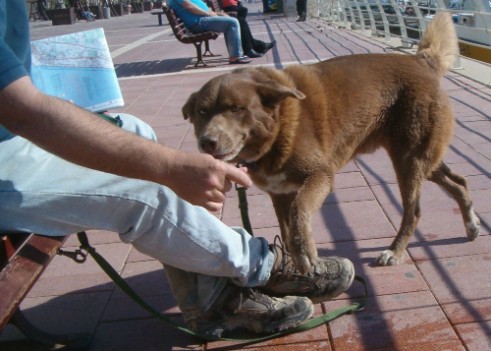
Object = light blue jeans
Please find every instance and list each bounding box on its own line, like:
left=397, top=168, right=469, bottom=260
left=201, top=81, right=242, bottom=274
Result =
left=191, top=16, right=243, bottom=58
left=0, top=114, right=274, bottom=321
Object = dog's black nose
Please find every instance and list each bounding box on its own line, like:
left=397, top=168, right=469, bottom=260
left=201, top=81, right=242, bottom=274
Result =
left=199, top=136, right=218, bottom=154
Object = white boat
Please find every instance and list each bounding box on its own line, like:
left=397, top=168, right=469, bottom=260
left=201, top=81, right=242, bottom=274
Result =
left=447, top=0, right=491, bottom=62
left=311, top=0, right=491, bottom=63
left=449, top=0, right=491, bottom=45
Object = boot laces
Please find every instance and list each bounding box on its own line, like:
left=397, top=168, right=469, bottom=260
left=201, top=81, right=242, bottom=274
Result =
left=270, top=235, right=297, bottom=277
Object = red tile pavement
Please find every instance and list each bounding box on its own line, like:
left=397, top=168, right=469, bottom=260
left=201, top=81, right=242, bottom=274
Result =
left=1, top=3, right=490, bottom=350
left=328, top=291, right=466, bottom=351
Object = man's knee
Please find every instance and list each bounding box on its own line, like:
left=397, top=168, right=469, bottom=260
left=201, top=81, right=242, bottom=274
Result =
left=230, top=17, right=240, bottom=30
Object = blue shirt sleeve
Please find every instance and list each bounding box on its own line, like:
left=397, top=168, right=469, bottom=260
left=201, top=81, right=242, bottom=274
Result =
left=0, top=1, right=31, bottom=140
left=0, top=0, right=31, bottom=91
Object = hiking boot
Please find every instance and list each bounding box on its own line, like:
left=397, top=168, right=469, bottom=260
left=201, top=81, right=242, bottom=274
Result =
left=187, top=284, right=314, bottom=339
left=261, top=236, right=355, bottom=303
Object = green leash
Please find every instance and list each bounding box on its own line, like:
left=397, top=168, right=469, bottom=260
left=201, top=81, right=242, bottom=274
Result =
left=236, top=184, right=253, bottom=235
left=96, top=113, right=123, bottom=127
left=76, top=231, right=366, bottom=344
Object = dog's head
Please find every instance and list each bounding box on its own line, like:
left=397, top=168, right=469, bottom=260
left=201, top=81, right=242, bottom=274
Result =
left=182, top=68, right=305, bottom=163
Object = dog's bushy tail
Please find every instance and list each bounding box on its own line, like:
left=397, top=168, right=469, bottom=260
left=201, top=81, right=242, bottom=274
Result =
left=417, top=12, right=459, bottom=76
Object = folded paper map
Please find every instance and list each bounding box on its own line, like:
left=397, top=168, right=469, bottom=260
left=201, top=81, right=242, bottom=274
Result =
left=30, top=28, right=124, bottom=113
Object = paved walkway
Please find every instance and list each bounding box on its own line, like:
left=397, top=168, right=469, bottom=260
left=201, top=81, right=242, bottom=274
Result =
left=2, top=3, right=491, bottom=350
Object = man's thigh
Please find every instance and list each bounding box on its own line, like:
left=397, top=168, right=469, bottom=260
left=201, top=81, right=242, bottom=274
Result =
left=196, top=16, right=237, bottom=33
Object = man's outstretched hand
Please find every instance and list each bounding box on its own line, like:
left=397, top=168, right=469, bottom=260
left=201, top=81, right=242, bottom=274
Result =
left=165, top=151, right=251, bottom=212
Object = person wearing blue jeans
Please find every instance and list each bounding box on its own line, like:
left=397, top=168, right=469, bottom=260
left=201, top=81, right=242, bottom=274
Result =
left=167, top=0, right=252, bottom=64
left=0, top=0, right=354, bottom=338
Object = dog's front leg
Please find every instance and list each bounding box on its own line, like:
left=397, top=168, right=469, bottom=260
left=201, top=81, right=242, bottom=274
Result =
left=284, top=172, right=333, bottom=274
left=271, top=191, right=317, bottom=273
left=270, top=192, right=297, bottom=251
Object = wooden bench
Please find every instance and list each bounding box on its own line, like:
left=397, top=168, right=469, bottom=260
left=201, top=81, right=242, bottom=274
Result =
left=150, top=8, right=165, bottom=26
left=0, top=232, right=90, bottom=347
left=162, top=4, right=220, bottom=67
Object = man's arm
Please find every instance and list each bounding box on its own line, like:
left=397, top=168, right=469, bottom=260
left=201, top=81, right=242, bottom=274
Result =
left=0, top=76, right=251, bottom=212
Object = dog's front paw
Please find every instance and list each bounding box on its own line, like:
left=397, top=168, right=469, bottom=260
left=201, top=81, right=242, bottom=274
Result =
left=292, top=254, right=314, bottom=274
left=376, top=250, right=399, bottom=266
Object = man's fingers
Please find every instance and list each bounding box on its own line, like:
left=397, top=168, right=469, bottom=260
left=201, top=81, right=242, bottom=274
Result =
left=205, top=189, right=225, bottom=206
left=223, top=178, right=232, bottom=193
left=204, top=200, right=223, bottom=213
left=224, top=164, right=252, bottom=188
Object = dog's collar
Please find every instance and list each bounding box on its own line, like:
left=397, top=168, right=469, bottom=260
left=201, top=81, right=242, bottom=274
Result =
left=237, top=160, right=258, bottom=171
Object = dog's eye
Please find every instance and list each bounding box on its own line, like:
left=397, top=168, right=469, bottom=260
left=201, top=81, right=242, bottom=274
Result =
left=231, top=105, right=242, bottom=112
left=198, top=109, right=207, bottom=116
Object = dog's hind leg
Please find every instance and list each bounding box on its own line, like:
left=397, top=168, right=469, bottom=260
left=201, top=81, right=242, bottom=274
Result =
left=428, top=162, right=480, bottom=240
left=377, top=160, right=425, bottom=266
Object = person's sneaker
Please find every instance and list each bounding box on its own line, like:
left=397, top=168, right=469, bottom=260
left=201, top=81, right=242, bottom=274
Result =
left=187, top=283, right=314, bottom=339
left=260, top=236, right=355, bottom=303
left=229, top=56, right=252, bottom=64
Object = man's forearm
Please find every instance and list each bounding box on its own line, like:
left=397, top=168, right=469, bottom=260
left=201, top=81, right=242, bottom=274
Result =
left=0, top=76, right=177, bottom=185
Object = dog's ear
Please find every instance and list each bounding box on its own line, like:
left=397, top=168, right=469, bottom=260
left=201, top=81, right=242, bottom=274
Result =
left=255, top=81, right=305, bottom=107
left=182, top=92, right=198, bottom=120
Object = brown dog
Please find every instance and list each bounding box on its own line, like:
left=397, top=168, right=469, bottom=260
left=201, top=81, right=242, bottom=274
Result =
left=182, top=13, right=480, bottom=273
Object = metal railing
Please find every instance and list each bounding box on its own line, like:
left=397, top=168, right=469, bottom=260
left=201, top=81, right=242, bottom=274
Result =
left=309, top=0, right=491, bottom=53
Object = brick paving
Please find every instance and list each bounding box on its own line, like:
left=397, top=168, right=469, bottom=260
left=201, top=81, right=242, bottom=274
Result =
left=1, top=3, right=490, bottom=350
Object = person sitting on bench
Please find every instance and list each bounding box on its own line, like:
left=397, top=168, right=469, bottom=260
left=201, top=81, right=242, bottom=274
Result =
left=168, top=0, right=252, bottom=64
left=220, top=0, right=276, bottom=58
